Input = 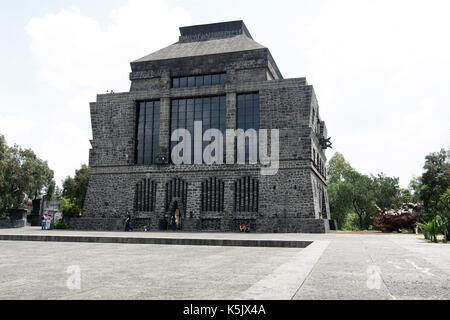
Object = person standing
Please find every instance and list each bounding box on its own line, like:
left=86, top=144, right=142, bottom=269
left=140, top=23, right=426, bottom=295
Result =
left=45, top=213, right=52, bottom=230
left=124, top=211, right=132, bottom=232
left=41, top=212, right=47, bottom=230
left=175, top=209, right=180, bottom=230
left=170, top=215, right=177, bottom=231
left=163, top=213, right=169, bottom=230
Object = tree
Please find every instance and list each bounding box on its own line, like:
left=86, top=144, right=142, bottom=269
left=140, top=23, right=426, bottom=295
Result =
left=327, top=152, right=404, bottom=230
left=0, top=134, right=55, bottom=215
left=347, top=170, right=374, bottom=229
left=61, top=164, right=90, bottom=216
left=327, top=153, right=354, bottom=228
left=412, top=149, right=449, bottom=221
left=327, top=153, right=375, bottom=229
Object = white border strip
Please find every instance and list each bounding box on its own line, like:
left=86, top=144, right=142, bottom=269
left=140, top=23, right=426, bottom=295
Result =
left=238, top=240, right=330, bottom=300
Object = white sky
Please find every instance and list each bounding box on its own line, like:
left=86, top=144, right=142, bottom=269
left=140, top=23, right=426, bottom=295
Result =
left=0, top=0, right=449, bottom=187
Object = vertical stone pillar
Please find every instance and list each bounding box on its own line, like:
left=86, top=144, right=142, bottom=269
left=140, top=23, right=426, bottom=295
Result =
left=186, top=180, right=201, bottom=231
left=155, top=178, right=167, bottom=230
left=226, top=92, right=236, bottom=130
left=158, top=97, right=171, bottom=161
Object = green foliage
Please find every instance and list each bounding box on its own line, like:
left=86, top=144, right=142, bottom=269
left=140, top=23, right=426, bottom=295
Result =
left=60, top=197, right=81, bottom=217
left=440, top=189, right=450, bottom=241
left=0, top=134, right=55, bottom=215
left=327, top=152, right=403, bottom=230
left=412, top=149, right=450, bottom=221
left=409, top=149, right=449, bottom=241
left=54, top=221, right=68, bottom=229
left=341, top=212, right=361, bottom=231
left=398, top=188, right=413, bottom=204
left=418, top=215, right=448, bottom=243
left=62, top=164, right=89, bottom=211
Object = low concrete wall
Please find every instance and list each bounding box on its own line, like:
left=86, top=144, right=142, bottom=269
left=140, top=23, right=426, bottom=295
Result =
left=0, top=209, right=27, bottom=229
left=0, top=218, right=25, bottom=229
left=67, top=215, right=333, bottom=233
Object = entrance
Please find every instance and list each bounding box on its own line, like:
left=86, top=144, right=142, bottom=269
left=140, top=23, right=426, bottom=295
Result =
left=168, top=199, right=184, bottom=230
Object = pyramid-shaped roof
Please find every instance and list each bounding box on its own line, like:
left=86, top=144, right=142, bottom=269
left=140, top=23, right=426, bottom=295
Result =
left=133, top=20, right=267, bottom=63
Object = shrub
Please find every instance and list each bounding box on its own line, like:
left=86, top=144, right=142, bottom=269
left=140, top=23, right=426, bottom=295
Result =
left=342, top=212, right=361, bottom=231
left=60, top=198, right=81, bottom=218
left=418, top=215, right=447, bottom=243
left=54, top=221, right=68, bottom=229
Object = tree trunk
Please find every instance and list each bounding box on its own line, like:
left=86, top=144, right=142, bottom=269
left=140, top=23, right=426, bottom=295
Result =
left=353, top=199, right=364, bottom=229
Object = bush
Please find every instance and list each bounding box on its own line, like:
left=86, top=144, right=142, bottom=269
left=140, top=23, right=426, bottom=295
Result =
left=418, top=215, right=448, bottom=243
left=60, top=198, right=81, bottom=217
left=342, top=212, right=361, bottom=231
left=54, top=221, right=68, bottom=229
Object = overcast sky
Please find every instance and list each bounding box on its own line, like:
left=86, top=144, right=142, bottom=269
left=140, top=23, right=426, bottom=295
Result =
left=0, top=0, right=449, bottom=188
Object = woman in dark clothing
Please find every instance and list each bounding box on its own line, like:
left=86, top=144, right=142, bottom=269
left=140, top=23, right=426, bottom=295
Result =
left=125, top=211, right=132, bottom=232
left=170, top=215, right=177, bottom=231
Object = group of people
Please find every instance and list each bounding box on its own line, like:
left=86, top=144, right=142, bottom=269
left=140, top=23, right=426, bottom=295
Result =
left=41, top=212, right=52, bottom=230
left=163, top=211, right=181, bottom=231
left=239, top=223, right=251, bottom=233
left=124, top=212, right=150, bottom=232
left=125, top=210, right=183, bottom=232
left=125, top=211, right=252, bottom=233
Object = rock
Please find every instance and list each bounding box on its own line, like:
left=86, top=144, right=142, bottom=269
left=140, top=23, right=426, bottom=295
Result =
left=371, top=203, right=422, bottom=232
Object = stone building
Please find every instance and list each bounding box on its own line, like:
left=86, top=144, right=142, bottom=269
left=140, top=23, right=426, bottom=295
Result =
left=73, top=20, right=335, bottom=232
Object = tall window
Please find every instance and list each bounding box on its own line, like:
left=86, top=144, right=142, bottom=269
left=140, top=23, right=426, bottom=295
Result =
left=170, top=96, right=226, bottom=163
left=165, top=178, right=188, bottom=212
left=201, top=178, right=225, bottom=212
left=172, top=73, right=227, bottom=88
left=234, top=176, right=259, bottom=213
left=135, top=179, right=157, bottom=212
left=236, top=93, right=259, bottom=161
left=136, top=101, right=160, bottom=164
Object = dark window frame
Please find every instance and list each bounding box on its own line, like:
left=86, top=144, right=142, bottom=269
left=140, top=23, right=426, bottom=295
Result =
left=170, top=95, right=226, bottom=164
left=236, top=92, right=260, bottom=162
left=135, top=100, right=160, bottom=165
left=171, top=73, right=227, bottom=88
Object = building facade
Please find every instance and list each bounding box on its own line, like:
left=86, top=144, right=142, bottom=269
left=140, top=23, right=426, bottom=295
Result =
left=72, top=21, right=335, bottom=233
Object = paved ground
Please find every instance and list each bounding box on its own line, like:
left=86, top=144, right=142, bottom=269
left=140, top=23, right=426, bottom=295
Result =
left=0, top=227, right=449, bottom=300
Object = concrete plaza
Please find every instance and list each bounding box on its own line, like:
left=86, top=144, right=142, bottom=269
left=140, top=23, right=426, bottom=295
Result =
left=0, top=227, right=449, bottom=300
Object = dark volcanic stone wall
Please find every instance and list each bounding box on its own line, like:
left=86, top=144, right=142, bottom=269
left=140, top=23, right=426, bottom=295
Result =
left=78, top=34, right=334, bottom=233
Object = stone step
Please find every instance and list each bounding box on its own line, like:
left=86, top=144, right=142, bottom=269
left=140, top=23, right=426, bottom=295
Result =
left=0, top=234, right=312, bottom=248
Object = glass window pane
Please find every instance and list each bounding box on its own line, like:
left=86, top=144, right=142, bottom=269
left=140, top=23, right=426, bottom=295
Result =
left=211, top=96, right=219, bottom=104
left=172, top=78, right=179, bottom=88
left=179, top=77, right=187, bottom=88
left=204, top=75, right=211, bottom=86
left=220, top=73, right=227, bottom=84
left=170, top=96, right=226, bottom=164
left=178, top=99, right=186, bottom=113
left=171, top=99, right=178, bottom=112
left=188, top=76, right=196, bottom=87
left=203, top=109, right=210, bottom=120
left=246, top=105, right=253, bottom=120
left=195, top=76, right=204, bottom=86
left=212, top=74, right=220, bottom=85
left=203, top=97, right=211, bottom=107
left=186, top=99, right=194, bottom=113
left=237, top=107, right=244, bottom=119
